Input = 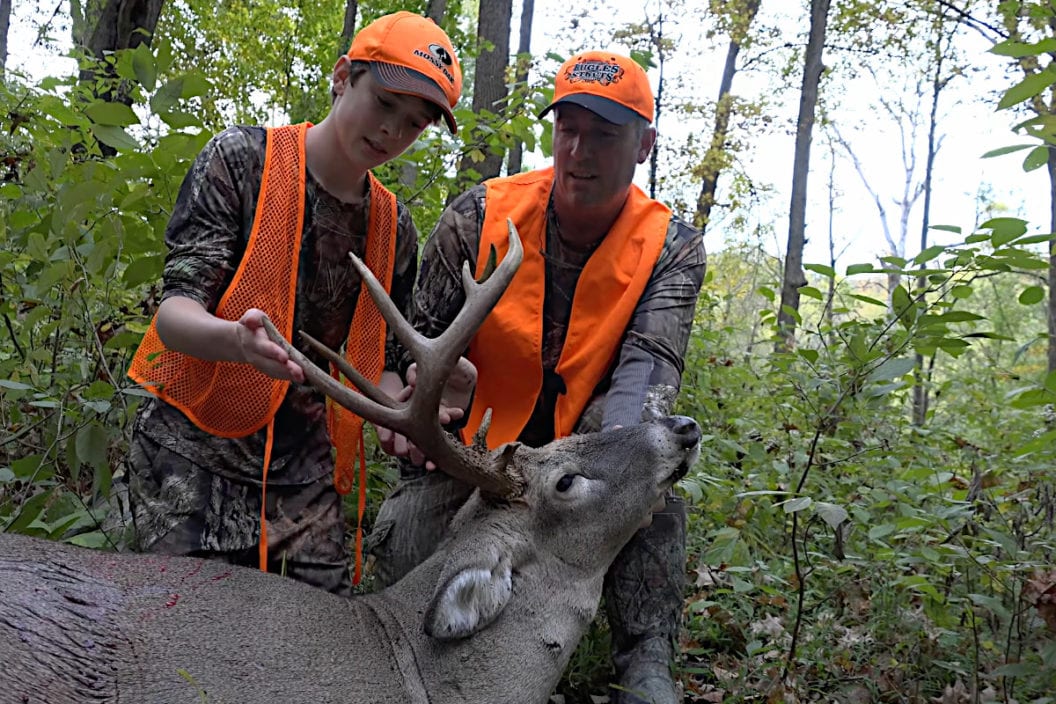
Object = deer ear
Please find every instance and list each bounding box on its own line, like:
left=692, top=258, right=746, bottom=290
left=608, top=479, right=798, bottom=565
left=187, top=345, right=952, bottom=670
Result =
left=424, top=557, right=513, bottom=640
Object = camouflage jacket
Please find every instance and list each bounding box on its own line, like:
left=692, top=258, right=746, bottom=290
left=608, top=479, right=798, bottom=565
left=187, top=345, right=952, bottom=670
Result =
left=408, top=181, right=706, bottom=448
left=131, top=126, right=418, bottom=485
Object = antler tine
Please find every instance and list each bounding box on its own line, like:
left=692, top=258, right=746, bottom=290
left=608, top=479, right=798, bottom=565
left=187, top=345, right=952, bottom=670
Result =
left=345, top=250, right=429, bottom=364
left=299, top=330, right=399, bottom=410
left=261, top=317, right=402, bottom=428
left=410, top=219, right=524, bottom=412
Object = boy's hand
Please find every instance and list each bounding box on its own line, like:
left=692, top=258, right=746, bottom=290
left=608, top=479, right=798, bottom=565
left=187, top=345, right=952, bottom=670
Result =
left=375, top=356, right=477, bottom=470
left=236, top=309, right=306, bottom=383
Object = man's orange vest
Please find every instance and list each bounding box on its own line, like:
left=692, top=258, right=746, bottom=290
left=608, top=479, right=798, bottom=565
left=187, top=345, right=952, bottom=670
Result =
left=464, top=167, right=671, bottom=448
left=128, top=122, right=397, bottom=497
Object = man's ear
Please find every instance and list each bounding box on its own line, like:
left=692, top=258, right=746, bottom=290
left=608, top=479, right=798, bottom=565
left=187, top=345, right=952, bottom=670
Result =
left=637, top=125, right=657, bottom=164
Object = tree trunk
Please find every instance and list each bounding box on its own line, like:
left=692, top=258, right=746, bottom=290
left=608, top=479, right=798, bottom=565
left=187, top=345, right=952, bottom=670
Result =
left=425, top=0, right=447, bottom=24
left=695, top=0, right=761, bottom=232
left=0, top=0, right=11, bottom=76
left=72, top=0, right=165, bottom=61
left=1048, top=147, right=1056, bottom=374
left=70, top=0, right=165, bottom=156
left=647, top=12, right=665, bottom=199
left=777, top=0, right=830, bottom=347
left=913, top=23, right=953, bottom=427
left=506, top=0, right=535, bottom=175
left=452, top=0, right=512, bottom=196
left=338, top=0, right=358, bottom=57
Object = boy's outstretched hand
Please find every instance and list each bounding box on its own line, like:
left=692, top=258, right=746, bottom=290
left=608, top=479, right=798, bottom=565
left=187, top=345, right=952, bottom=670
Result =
left=236, top=309, right=306, bottom=383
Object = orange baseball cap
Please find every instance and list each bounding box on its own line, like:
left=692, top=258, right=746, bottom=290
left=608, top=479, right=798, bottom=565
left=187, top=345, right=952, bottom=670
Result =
left=539, top=51, right=654, bottom=125
left=348, top=12, right=463, bottom=133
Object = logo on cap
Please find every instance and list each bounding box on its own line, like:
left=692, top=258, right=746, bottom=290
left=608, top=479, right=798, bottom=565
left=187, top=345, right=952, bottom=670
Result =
left=414, top=45, right=457, bottom=84
left=565, top=60, right=625, bottom=88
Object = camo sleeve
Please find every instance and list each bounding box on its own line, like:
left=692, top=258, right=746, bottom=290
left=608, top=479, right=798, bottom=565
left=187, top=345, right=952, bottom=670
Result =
left=386, top=204, right=419, bottom=372
left=600, top=218, right=706, bottom=429
left=160, top=126, right=263, bottom=311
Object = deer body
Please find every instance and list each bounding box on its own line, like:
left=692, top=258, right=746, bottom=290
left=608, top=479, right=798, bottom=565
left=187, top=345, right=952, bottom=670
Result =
left=0, top=418, right=701, bottom=704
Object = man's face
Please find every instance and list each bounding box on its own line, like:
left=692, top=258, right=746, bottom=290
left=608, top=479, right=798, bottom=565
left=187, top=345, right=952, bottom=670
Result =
left=550, top=103, right=654, bottom=216
left=330, top=60, right=435, bottom=173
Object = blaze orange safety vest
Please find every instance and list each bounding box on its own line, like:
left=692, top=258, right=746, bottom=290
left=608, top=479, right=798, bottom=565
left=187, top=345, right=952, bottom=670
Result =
left=128, top=123, right=396, bottom=576
left=464, top=167, right=671, bottom=448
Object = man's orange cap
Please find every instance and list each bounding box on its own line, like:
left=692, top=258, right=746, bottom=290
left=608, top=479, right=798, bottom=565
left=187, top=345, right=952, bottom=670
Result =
left=539, top=51, right=654, bottom=125
left=348, top=11, right=463, bottom=133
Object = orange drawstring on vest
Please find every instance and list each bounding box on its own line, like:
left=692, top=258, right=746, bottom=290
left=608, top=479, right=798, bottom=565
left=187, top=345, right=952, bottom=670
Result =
left=258, top=419, right=276, bottom=571
left=352, top=428, right=367, bottom=585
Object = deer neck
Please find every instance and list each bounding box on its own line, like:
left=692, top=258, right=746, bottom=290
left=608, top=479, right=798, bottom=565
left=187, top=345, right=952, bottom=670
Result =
left=377, top=506, right=605, bottom=702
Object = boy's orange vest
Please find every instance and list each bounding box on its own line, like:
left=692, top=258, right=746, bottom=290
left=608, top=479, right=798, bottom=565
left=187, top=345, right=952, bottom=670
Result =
left=464, top=167, right=671, bottom=448
left=128, top=123, right=397, bottom=496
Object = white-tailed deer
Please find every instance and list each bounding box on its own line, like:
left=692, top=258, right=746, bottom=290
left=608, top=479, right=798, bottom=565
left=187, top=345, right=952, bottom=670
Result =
left=0, top=222, right=701, bottom=704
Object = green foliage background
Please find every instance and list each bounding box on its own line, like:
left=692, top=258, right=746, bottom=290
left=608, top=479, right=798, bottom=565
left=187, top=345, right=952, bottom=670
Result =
left=1, top=1, right=1055, bottom=702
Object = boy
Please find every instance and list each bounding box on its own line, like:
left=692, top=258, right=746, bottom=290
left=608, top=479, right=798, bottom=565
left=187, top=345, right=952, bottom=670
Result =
left=126, top=12, right=463, bottom=595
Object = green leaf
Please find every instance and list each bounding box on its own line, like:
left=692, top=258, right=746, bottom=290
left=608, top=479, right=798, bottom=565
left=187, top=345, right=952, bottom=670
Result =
left=180, top=74, right=211, bottom=99
left=981, top=217, right=1029, bottom=246
left=93, top=125, right=141, bottom=152
left=132, top=42, right=157, bottom=91
left=868, top=524, right=896, bottom=540
left=799, top=285, right=823, bottom=300
left=150, top=78, right=184, bottom=114
left=846, top=263, right=875, bottom=275
left=0, top=380, right=34, bottom=390
left=990, top=663, right=1037, bottom=678
left=782, top=496, right=812, bottom=513
left=998, top=68, right=1056, bottom=110
left=1019, top=286, right=1045, bottom=305
left=122, top=254, right=164, bottom=287
left=1023, top=145, right=1050, bottom=172
left=804, top=263, right=835, bottom=277
left=981, top=143, right=1035, bottom=158
left=75, top=422, right=109, bottom=473
left=950, top=285, right=973, bottom=299
left=991, top=37, right=1056, bottom=58
left=850, top=293, right=887, bottom=307
left=930, top=224, right=962, bottom=234
left=85, top=101, right=139, bottom=127
left=868, top=357, right=917, bottom=383
left=913, top=245, right=946, bottom=265
left=816, top=502, right=848, bottom=530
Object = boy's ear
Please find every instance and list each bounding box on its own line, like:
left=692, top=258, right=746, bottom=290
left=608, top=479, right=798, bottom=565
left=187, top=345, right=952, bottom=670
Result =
left=332, top=55, right=351, bottom=94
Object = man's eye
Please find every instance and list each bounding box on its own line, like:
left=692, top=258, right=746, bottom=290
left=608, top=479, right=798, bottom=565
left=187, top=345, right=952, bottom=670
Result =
left=556, top=474, right=576, bottom=492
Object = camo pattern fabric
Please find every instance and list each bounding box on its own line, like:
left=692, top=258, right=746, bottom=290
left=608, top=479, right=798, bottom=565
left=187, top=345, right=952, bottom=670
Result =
left=126, top=126, right=418, bottom=593
left=399, top=183, right=706, bottom=445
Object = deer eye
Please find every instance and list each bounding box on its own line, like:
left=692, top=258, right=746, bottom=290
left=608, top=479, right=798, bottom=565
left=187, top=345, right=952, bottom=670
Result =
left=555, top=474, right=576, bottom=492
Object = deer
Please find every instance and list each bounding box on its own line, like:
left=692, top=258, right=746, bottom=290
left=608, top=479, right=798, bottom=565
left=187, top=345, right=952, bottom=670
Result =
left=0, top=221, right=702, bottom=704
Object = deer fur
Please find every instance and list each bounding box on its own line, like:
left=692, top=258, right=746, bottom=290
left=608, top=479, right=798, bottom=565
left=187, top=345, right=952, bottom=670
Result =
left=0, top=416, right=700, bottom=704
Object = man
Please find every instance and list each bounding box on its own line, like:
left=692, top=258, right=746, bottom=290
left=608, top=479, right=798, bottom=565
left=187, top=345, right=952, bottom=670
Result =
left=125, top=12, right=464, bottom=596
left=370, top=51, right=706, bottom=703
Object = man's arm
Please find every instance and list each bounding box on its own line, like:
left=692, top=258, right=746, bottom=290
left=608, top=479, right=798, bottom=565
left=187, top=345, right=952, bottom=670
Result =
left=602, top=218, right=707, bottom=429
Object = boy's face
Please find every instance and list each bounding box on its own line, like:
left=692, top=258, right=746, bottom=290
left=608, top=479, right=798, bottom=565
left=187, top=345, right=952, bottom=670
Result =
left=330, top=60, right=436, bottom=172
left=550, top=104, right=654, bottom=216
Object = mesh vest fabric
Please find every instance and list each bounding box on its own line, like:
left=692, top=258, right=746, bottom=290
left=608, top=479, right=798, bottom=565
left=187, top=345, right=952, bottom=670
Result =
left=128, top=123, right=397, bottom=493
left=464, top=167, right=671, bottom=448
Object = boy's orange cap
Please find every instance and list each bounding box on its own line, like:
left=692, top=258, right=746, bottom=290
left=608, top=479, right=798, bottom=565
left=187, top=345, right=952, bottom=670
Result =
left=539, top=51, right=654, bottom=125
left=348, top=11, right=463, bottom=133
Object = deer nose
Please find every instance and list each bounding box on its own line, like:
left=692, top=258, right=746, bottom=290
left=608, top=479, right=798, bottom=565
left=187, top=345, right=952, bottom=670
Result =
left=662, top=415, right=701, bottom=449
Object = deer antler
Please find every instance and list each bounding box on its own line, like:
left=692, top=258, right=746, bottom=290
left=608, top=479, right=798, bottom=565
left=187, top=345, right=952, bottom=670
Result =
left=262, top=219, right=525, bottom=498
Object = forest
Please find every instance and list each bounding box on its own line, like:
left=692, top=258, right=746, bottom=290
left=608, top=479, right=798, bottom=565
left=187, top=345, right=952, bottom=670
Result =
left=1, top=0, right=1055, bottom=701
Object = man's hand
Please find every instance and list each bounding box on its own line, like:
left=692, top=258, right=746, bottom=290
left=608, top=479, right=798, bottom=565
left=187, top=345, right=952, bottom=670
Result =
left=235, top=309, right=306, bottom=383
left=375, top=357, right=477, bottom=470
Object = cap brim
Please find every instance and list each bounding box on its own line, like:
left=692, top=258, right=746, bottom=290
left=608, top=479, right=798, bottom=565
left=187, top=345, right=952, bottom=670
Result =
left=370, top=62, right=457, bottom=134
left=538, top=94, right=641, bottom=125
